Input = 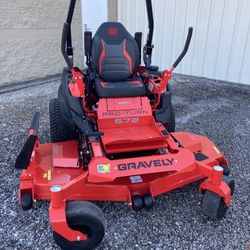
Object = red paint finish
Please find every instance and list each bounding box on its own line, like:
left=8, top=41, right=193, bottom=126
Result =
left=18, top=61, right=233, bottom=243
left=88, top=149, right=195, bottom=183
left=19, top=130, right=232, bottom=242
left=127, top=80, right=142, bottom=85
left=19, top=132, right=231, bottom=201
left=123, top=39, right=132, bottom=74
left=97, top=97, right=153, bottom=130
left=52, top=141, right=79, bottom=168
left=69, top=68, right=85, bottom=98
left=97, top=97, right=171, bottom=153
left=99, top=39, right=106, bottom=75
left=100, top=81, right=108, bottom=86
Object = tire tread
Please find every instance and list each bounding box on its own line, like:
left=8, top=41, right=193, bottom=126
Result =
left=49, top=98, right=77, bottom=143
left=163, top=104, right=175, bottom=132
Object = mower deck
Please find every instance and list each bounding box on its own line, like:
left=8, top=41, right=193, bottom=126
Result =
left=19, top=132, right=230, bottom=203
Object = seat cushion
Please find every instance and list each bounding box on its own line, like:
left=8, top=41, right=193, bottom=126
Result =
left=95, top=76, right=146, bottom=98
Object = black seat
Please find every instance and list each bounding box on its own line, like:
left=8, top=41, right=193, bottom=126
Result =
left=91, top=22, right=146, bottom=98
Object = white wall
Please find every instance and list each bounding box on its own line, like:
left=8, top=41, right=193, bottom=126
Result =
left=118, top=0, right=250, bottom=84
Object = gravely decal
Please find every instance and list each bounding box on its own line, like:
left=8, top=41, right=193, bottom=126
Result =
left=117, top=158, right=175, bottom=171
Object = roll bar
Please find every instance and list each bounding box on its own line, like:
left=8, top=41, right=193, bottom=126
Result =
left=143, top=0, right=154, bottom=68
left=172, top=27, right=193, bottom=69
left=61, top=0, right=192, bottom=71
left=62, top=0, right=156, bottom=69
left=61, top=0, right=76, bottom=69
left=62, top=0, right=155, bottom=69
left=61, top=22, right=73, bottom=69
left=143, top=1, right=193, bottom=70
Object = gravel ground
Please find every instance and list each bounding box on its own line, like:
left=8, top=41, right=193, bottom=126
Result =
left=0, top=75, right=249, bottom=250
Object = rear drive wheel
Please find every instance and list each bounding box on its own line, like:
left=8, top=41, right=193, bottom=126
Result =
left=163, top=104, right=175, bottom=132
left=49, top=98, right=77, bottom=143
left=53, top=201, right=106, bottom=250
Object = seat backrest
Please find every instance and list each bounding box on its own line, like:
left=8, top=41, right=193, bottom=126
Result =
left=92, top=22, right=140, bottom=82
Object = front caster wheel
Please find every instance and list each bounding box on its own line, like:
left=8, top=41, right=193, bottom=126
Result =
left=132, top=195, right=143, bottom=211
left=53, top=201, right=106, bottom=250
left=221, top=164, right=230, bottom=176
left=201, top=176, right=234, bottom=220
left=143, top=194, right=154, bottom=209
left=222, top=175, right=235, bottom=194
left=21, top=193, right=33, bottom=211
left=201, top=191, right=229, bottom=220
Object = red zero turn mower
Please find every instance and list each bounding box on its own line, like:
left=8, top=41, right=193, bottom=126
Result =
left=15, top=0, right=235, bottom=249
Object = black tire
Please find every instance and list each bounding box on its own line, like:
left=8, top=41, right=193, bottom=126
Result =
left=49, top=98, right=77, bottom=143
left=143, top=194, right=154, bottom=209
left=21, top=193, right=33, bottom=211
left=53, top=201, right=106, bottom=250
left=221, top=164, right=230, bottom=176
left=163, top=104, right=175, bottom=132
left=201, top=190, right=229, bottom=220
left=132, top=195, right=143, bottom=211
left=222, top=176, right=235, bottom=195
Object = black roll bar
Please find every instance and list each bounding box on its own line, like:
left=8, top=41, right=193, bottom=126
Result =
left=61, top=0, right=192, bottom=71
left=61, top=0, right=76, bottom=69
left=61, top=23, right=73, bottom=69
left=66, top=0, right=76, bottom=56
left=172, top=27, right=193, bottom=68
left=144, top=0, right=154, bottom=68
left=62, top=0, right=155, bottom=69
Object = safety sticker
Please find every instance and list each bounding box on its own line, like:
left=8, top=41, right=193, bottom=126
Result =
left=148, top=82, right=154, bottom=92
left=130, top=176, right=143, bottom=183
left=97, top=164, right=111, bottom=173
left=43, top=170, right=52, bottom=181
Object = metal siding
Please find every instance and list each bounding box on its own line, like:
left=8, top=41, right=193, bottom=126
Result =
left=118, top=0, right=250, bottom=84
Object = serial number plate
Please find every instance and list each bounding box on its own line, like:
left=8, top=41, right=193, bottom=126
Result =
left=130, top=176, right=143, bottom=183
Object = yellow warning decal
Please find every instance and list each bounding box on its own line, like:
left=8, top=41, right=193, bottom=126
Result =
left=97, top=164, right=111, bottom=173
left=47, top=170, right=52, bottom=180
left=213, top=146, right=220, bottom=154
left=43, top=170, right=52, bottom=180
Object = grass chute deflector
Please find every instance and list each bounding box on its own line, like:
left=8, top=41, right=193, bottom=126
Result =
left=15, top=112, right=40, bottom=169
left=16, top=0, right=234, bottom=249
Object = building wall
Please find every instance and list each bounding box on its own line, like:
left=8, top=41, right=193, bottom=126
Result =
left=0, top=0, right=83, bottom=86
left=108, top=0, right=118, bottom=22
left=2, top=0, right=248, bottom=86
left=118, top=0, right=250, bottom=84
